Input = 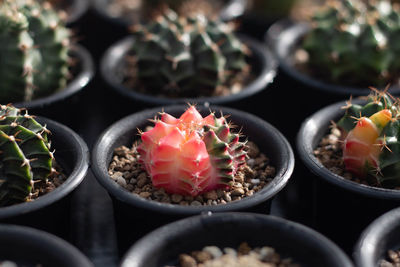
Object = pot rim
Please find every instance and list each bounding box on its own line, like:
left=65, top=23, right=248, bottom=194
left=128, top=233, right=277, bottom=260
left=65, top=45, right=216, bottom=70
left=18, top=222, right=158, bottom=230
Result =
left=0, top=116, right=89, bottom=219
left=91, top=0, right=248, bottom=27
left=297, top=98, right=400, bottom=200
left=354, top=207, right=400, bottom=267
left=0, top=224, right=93, bottom=267
left=100, top=33, right=276, bottom=105
left=66, top=0, right=90, bottom=25
left=121, top=212, right=353, bottom=267
left=265, top=19, right=400, bottom=96
left=91, top=105, right=294, bottom=216
left=13, top=44, right=95, bottom=110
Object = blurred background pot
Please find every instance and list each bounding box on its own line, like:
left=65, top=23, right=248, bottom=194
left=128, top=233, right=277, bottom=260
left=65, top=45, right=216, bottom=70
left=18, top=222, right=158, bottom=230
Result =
left=100, top=34, right=276, bottom=121
left=92, top=105, right=294, bottom=255
left=121, top=212, right=353, bottom=267
left=13, top=44, right=95, bottom=131
left=297, top=98, right=400, bottom=254
left=0, top=117, right=89, bottom=241
left=0, top=224, right=93, bottom=267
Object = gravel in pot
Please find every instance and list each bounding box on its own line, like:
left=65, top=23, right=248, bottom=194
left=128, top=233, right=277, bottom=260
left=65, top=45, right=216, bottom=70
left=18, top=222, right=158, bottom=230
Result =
left=297, top=90, right=400, bottom=254
left=92, top=105, right=294, bottom=255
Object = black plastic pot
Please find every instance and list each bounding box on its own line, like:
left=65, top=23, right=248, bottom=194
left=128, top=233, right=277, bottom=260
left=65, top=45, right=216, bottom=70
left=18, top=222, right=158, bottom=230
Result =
left=354, top=207, right=400, bottom=267
left=121, top=212, right=353, bottom=267
left=100, top=34, right=276, bottom=117
left=0, top=116, right=89, bottom=241
left=92, top=0, right=248, bottom=29
left=13, top=44, right=95, bottom=129
left=297, top=98, right=400, bottom=255
left=0, top=224, right=93, bottom=267
left=92, top=105, right=294, bottom=255
left=266, top=19, right=400, bottom=97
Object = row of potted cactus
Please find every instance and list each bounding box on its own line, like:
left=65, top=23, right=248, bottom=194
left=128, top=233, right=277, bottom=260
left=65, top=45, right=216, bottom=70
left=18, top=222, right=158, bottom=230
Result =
left=3, top=0, right=400, bottom=266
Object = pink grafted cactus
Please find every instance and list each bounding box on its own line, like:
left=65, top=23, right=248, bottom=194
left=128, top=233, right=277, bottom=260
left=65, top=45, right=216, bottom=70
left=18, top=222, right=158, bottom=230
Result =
left=137, top=106, right=247, bottom=196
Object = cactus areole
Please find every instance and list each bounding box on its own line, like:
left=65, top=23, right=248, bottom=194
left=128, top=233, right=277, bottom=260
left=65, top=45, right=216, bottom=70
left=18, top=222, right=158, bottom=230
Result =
left=0, top=0, right=71, bottom=103
left=130, top=8, right=249, bottom=97
left=302, top=0, right=400, bottom=87
left=137, top=106, right=248, bottom=196
left=337, top=89, right=400, bottom=186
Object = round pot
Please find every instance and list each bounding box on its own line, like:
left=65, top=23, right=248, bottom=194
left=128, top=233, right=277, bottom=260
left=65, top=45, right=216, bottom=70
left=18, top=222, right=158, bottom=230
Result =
left=0, top=116, right=90, bottom=241
left=121, top=212, right=353, bottom=267
left=354, top=207, right=400, bottom=267
left=92, top=105, right=294, bottom=255
left=266, top=19, right=400, bottom=97
left=297, top=98, right=400, bottom=254
left=0, top=224, right=93, bottom=267
left=12, top=44, right=95, bottom=128
left=92, top=0, right=248, bottom=29
left=100, top=34, right=276, bottom=111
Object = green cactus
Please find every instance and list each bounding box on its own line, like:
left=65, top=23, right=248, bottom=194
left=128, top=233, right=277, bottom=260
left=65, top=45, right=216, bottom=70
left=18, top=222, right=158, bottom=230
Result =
left=0, top=0, right=71, bottom=103
left=0, top=104, right=54, bottom=206
left=337, top=89, right=400, bottom=187
left=131, top=8, right=248, bottom=97
left=302, top=0, right=400, bottom=87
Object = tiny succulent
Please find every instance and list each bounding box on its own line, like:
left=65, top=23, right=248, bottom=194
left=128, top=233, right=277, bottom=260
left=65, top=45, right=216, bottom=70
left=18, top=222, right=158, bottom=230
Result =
left=130, top=8, right=249, bottom=97
left=337, top=89, right=400, bottom=186
left=302, top=0, right=400, bottom=87
left=0, top=0, right=71, bottom=103
left=137, top=106, right=248, bottom=196
left=0, top=104, right=55, bottom=206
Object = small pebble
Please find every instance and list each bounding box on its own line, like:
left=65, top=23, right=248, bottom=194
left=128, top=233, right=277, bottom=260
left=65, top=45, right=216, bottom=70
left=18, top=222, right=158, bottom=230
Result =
left=203, top=246, right=223, bottom=258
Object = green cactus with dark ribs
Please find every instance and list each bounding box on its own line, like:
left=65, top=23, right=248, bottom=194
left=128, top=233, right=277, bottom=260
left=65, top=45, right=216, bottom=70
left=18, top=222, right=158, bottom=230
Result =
left=0, top=104, right=54, bottom=206
left=131, top=8, right=248, bottom=97
left=0, top=0, right=71, bottom=103
left=302, top=0, right=400, bottom=87
left=337, top=89, right=400, bottom=187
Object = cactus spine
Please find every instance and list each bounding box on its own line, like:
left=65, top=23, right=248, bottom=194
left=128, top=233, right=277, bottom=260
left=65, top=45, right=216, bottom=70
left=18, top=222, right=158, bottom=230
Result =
left=337, top=89, right=400, bottom=186
left=131, top=8, right=248, bottom=97
left=302, top=0, right=400, bottom=87
left=0, top=0, right=71, bottom=103
left=137, top=106, right=248, bottom=196
left=0, top=105, right=54, bottom=206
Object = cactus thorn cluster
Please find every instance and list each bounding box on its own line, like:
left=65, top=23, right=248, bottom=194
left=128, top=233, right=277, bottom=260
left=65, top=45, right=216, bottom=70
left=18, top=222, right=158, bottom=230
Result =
left=137, top=105, right=248, bottom=196
left=337, top=87, right=400, bottom=187
left=0, top=0, right=71, bottom=103
left=0, top=104, right=57, bottom=206
left=302, top=0, right=400, bottom=87
left=130, top=7, right=249, bottom=97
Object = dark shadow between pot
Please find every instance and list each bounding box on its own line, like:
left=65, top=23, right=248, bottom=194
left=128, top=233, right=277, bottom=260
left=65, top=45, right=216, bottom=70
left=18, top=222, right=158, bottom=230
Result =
left=91, top=0, right=248, bottom=28
left=100, top=34, right=276, bottom=109
left=91, top=105, right=294, bottom=255
left=0, top=116, right=89, bottom=241
left=297, top=98, right=400, bottom=255
left=354, top=207, right=400, bottom=267
left=13, top=44, right=94, bottom=129
left=0, top=224, right=93, bottom=267
left=265, top=19, right=400, bottom=97
left=121, top=212, right=353, bottom=267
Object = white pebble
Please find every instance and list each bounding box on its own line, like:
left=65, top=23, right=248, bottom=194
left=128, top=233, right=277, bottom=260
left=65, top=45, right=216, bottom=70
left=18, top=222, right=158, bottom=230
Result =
left=116, top=176, right=127, bottom=187
left=251, top=179, right=260, bottom=184
left=0, top=261, right=18, bottom=267
left=203, top=246, right=223, bottom=258
left=247, top=158, right=255, bottom=167
left=223, top=247, right=237, bottom=257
